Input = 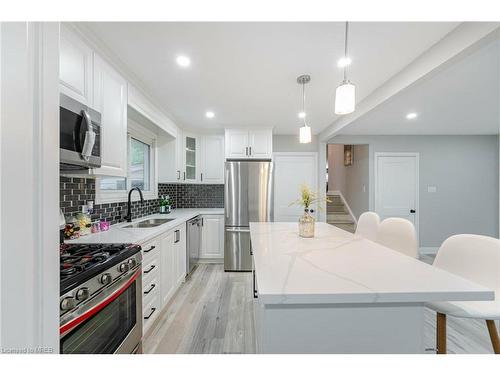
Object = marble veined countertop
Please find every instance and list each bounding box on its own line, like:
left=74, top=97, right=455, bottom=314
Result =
left=67, top=208, right=223, bottom=245
left=250, top=222, right=494, bottom=305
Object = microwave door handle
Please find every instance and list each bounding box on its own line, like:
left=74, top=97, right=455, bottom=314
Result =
left=80, top=109, right=95, bottom=161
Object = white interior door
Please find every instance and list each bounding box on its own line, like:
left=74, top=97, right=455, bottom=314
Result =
left=274, top=153, right=318, bottom=222
left=375, top=153, right=419, bottom=233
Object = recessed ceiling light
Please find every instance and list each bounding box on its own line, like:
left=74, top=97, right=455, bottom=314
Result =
left=176, top=55, right=191, bottom=68
left=205, top=111, right=215, bottom=119
left=298, top=111, right=306, bottom=119
left=337, top=56, right=352, bottom=68
left=406, top=112, right=418, bottom=120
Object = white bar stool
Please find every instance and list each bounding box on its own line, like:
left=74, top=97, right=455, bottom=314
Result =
left=427, top=234, right=500, bottom=354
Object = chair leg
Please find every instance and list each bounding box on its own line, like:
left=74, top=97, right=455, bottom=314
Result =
left=486, top=320, right=500, bottom=354
left=436, top=312, right=447, bottom=354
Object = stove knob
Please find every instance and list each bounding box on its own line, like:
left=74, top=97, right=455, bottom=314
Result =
left=100, top=273, right=112, bottom=285
left=119, top=263, right=130, bottom=273
left=75, top=287, right=90, bottom=301
left=60, top=297, right=76, bottom=311
left=128, top=258, right=137, bottom=268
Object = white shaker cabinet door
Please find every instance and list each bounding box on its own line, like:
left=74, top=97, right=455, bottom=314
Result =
left=201, top=135, right=225, bottom=184
left=160, top=231, right=176, bottom=308
left=59, top=26, right=93, bottom=106
left=248, top=129, right=273, bottom=159
left=200, top=215, right=224, bottom=259
left=174, top=224, right=187, bottom=285
left=225, top=129, right=249, bottom=159
left=92, top=54, right=128, bottom=177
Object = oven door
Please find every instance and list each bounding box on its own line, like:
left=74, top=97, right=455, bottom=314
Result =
left=60, top=93, right=101, bottom=170
left=60, top=269, right=142, bottom=354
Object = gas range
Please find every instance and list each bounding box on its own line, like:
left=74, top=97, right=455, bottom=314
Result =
left=60, top=243, right=142, bottom=296
left=59, top=242, right=143, bottom=354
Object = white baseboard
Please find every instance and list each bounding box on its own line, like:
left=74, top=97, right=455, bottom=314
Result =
left=419, top=247, right=439, bottom=255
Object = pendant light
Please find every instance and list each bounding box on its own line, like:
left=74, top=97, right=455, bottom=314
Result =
left=297, top=74, right=312, bottom=143
left=335, top=22, right=356, bottom=115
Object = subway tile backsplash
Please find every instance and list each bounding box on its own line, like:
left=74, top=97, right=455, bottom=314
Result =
left=60, top=176, right=223, bottom=225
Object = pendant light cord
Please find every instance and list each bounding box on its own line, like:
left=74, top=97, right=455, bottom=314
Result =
left=343, top=21, right=349, bottom=82
left=302, top=81, right=306, bottom=126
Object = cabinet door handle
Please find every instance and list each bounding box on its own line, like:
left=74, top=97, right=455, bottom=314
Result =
left=144, top=245, right=156, bottom=253
left=144, top=284, right=156, bottom=294
left=183, top=172, right=186, bottom=181
left=249, top=146, right=252, bottom=156
left=174, top=230, right=180, bottom=243
left=144, top=265, right=156, bottom=274
left=201, top=173, right=203, bottom=182
left=177, top=170, right=180, bottom=180
left=253, top=270, right=258, bottom=299
left=245, top=147, right=248, bottom=156
left=144, top=307, right=156, bottom=320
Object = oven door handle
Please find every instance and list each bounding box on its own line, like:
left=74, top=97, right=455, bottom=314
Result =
left=60, top=269, right=140, bottom=336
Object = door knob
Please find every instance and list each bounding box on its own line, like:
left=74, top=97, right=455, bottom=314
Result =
left=410, top=209, right=416, bottom=213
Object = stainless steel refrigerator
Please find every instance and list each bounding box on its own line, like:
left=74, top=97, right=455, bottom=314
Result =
left=224, top=160, right=273, bottom=271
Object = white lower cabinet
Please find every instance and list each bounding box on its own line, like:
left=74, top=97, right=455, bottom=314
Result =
left=160, top=231, right=176, bottom=309
left=140, top=223, right=187, bottom=335
left=200, top=215, right=224, bottom=260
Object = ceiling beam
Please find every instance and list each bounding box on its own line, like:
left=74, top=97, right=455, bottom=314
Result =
left=319, top=22, right=500, bottom=142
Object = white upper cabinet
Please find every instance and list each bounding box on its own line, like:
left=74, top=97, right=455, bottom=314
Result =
left=201, top=135, right=225, bottom=184
left=59, top=26, right=93, bottom=105
left=183, top=133, right=200, bottom=183
left=248, top=129, right=273, bottom=159
left=225, top=129, right=273, bottom=159
left=158, top=132, right=225, bottom=184
left=92, top=55, right=128, bottom=177
left=225, top=129, right=249, bottom=159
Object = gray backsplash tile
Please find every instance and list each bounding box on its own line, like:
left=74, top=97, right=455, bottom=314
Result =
left=60, top=177, right=224, bottom=225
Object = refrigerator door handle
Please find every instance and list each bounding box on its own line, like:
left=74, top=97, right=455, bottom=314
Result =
left=225, top=227, right=250, bottom=233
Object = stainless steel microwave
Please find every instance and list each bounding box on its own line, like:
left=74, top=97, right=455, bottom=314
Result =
left=60, top=94, right=102, bottom=170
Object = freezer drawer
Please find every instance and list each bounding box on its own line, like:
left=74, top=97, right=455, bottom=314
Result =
left=224, top=227, right=252, bottom=271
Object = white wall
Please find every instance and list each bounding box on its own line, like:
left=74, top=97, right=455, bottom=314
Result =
left=344, top=145, right=370, bottom=219
left=273, top=135, right=319, bottom=152
left=327, top=144, right=346, bottom=193
left=1, top=22, right=59, bottom=351
left=330, top=135, right=499, bottom=247
left=327, top=144, right=369, bottom=219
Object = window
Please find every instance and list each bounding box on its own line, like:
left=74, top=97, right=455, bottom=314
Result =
left=129, top=138, right=150, bottom=191
left=96, top=125, right=157, bottom=204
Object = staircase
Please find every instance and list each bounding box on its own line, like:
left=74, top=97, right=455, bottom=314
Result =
left=327, top=193, right=356, bottom=233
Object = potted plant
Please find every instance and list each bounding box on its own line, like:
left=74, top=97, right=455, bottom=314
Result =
left=290, top=185, right=330, bottom=238
left=159, top=195, right=172, bottom=214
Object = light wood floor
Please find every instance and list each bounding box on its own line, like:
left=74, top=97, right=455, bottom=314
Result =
left=144, top=260, right=498, bottom=354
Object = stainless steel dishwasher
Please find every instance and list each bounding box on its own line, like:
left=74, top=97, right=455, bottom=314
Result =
left=186, top=216, right=202, bottom=276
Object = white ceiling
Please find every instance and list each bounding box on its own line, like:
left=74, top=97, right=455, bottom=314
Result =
left=338, top=37, right=500, bottom=136
left=85, top=22, right=459, bottom=134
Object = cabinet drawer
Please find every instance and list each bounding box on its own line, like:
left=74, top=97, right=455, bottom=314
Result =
left=142, top=289, right=160, bottom=334
left=141, top=238, right=159, bottom=261
left=142, top=250, right=160, bottom=279
left=142, top=272, right=159, bottom=305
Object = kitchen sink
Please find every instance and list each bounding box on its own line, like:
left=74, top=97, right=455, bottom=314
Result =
left=123, top=218, right=175, bottom=228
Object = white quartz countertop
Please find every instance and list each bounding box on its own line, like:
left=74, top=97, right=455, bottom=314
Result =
left=250, top=222, right=494, bottom=305
left=67, top=208, right=224, bottom=245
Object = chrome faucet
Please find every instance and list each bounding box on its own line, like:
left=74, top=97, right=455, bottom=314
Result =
left=124, top=187, right=144, bottom=222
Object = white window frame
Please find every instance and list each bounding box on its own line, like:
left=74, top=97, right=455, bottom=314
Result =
left=95, top=120, right=158, bottom=204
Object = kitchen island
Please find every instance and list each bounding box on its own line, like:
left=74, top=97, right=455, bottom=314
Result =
left=250, top=222, right=494, bottom=353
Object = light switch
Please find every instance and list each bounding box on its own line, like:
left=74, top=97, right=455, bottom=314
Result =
left=427, top=186, right=437, bottom=193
